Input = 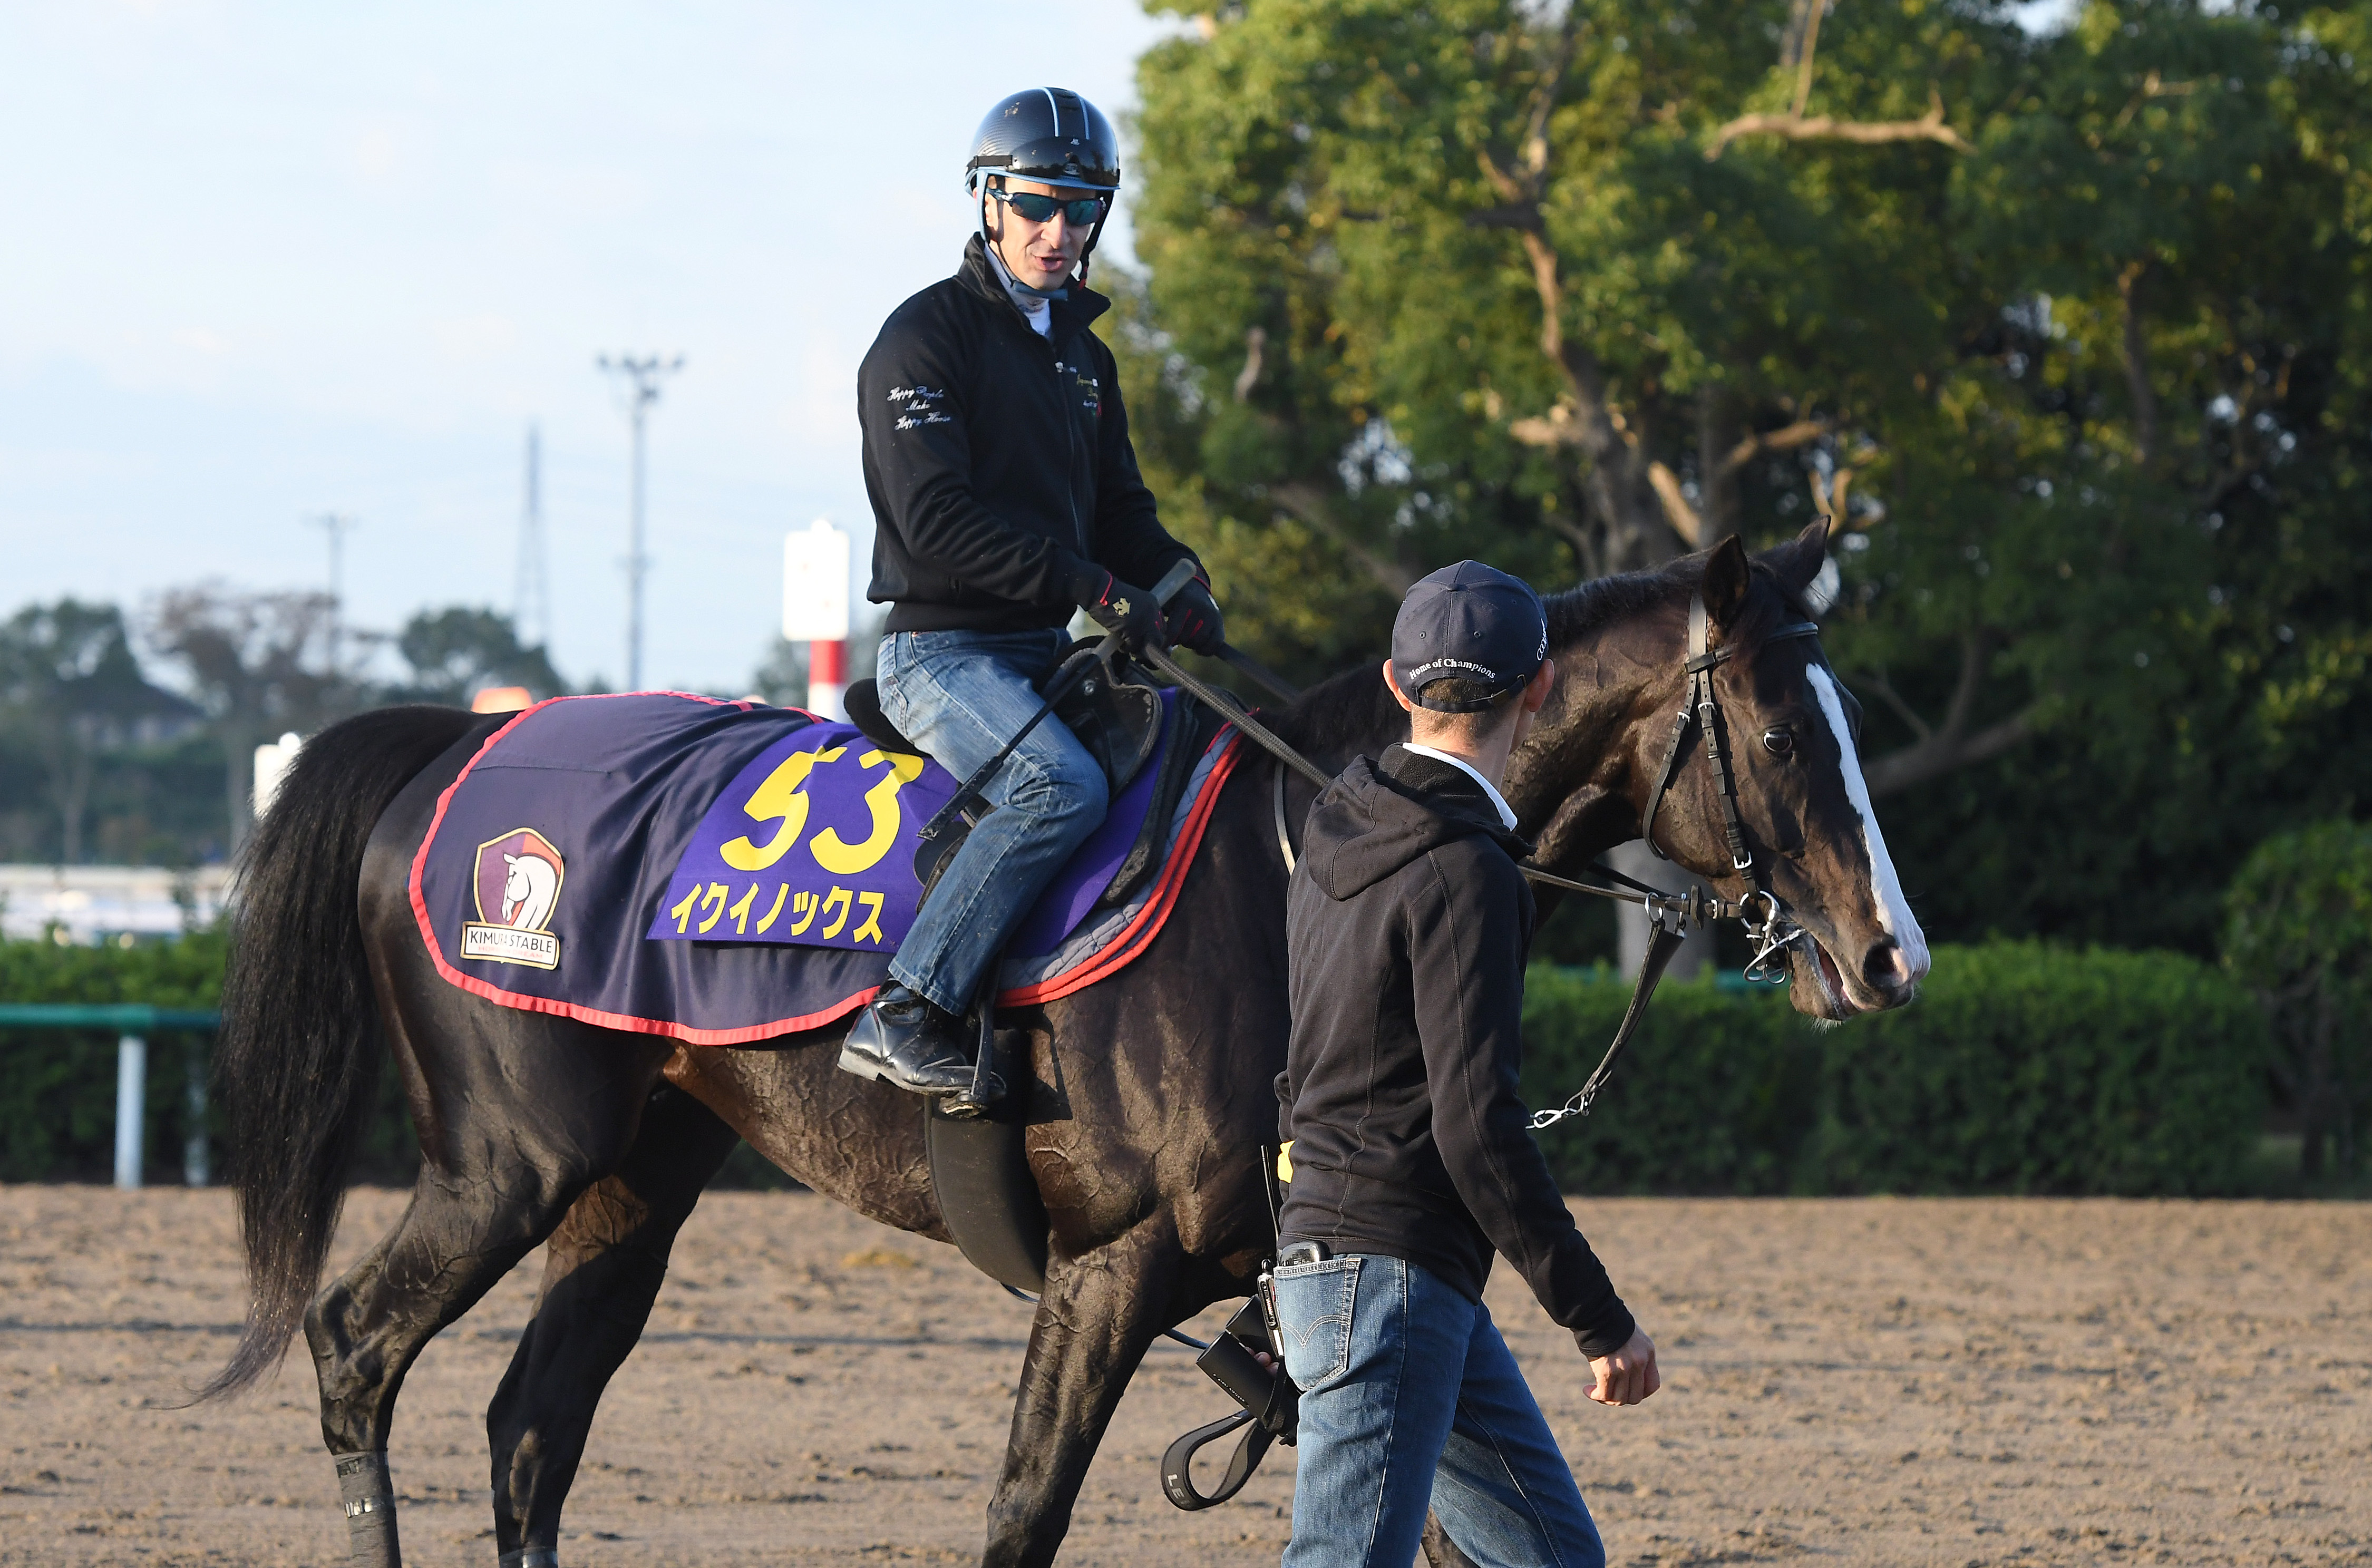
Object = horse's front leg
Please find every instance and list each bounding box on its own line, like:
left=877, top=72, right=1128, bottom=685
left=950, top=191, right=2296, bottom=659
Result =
left=981, top=1213, right=1183, bottom=1567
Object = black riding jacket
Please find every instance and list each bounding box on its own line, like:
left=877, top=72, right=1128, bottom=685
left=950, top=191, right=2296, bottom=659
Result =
left=1276, top=745, right=1636, bottom=1359
left=858, top=238, right=1198, bottom=634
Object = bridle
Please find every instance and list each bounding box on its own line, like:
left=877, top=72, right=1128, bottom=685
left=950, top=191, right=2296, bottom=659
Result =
left=1642, top=591, right=1818, bottom=875
left=1634, top=589, right=1824, bottom=992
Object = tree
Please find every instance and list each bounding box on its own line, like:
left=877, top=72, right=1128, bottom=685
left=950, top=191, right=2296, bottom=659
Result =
left=1125, top=0, right=2370, bottom=949
left=747, top=637, right=810, bottom=708
left=386, top=608, right=567, bottom=708
left=2224, top=821, right=2372, bottom=1179
left=143, top=586, right=338, bottom=853
left=0, top=601, right=191, bottom=863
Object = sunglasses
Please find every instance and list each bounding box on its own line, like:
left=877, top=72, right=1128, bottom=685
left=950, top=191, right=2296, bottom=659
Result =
left=991, top=188, right=1107, bottom=227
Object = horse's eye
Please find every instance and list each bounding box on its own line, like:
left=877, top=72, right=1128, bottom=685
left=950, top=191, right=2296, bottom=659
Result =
left=1762, top=727, right=1795, bottom=758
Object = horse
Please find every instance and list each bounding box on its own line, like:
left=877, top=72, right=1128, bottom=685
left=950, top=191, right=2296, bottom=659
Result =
left=199, top=524, right=1927, bottom=1567
left=499, top=850, right=559, bottom=931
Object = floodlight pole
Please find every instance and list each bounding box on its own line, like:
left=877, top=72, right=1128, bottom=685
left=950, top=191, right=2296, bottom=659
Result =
left=514, top=423, right=548, bottom=650
left=310, top=512, right=359, bottom=679
left=597, top=354, right=685, bottom=690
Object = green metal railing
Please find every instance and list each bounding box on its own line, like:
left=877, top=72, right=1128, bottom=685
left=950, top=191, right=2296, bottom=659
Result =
left=0, top=1004, right=221, bottom=1031
left=0, top=1004, right=221, bottom=1190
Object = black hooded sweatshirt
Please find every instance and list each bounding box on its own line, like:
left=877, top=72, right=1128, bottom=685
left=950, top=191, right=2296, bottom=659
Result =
left=1276, top=744, right=1636, bottom=1359
left=857, top=237, right=1198, bottom=634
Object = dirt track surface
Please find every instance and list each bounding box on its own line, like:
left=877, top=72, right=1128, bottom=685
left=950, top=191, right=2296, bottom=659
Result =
left=2, top=1189, right=2366, bottom=1566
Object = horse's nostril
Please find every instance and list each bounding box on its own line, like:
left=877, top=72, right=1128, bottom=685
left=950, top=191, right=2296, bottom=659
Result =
left=1862, top=942, right=1913, bottom=993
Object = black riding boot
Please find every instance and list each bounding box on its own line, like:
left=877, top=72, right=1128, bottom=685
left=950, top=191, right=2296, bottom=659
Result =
left=840, top=984, right=1004, bottom=1103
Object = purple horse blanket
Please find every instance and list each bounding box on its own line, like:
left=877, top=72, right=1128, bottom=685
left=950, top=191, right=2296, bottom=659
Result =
left=407, top=692, right=1241, bottom=1044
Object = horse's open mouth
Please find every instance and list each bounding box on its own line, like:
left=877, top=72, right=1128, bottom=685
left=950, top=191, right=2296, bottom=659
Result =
left=1804, top=938, right=1865, bottom=1019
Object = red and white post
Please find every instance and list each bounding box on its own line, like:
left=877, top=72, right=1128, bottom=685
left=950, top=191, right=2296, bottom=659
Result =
left=807, top=635, right=848, bottom=722
left=783, top=518, right=852, bottom=720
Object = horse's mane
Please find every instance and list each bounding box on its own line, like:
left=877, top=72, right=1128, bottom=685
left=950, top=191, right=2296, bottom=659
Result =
left=1540, top=560, right=1693, bottom=648
left=1262, top=550, right=1802, bottom=756
left=1266, top=661, right=1405, bottom=757
left=1546, top=551, right=1801, bottom=649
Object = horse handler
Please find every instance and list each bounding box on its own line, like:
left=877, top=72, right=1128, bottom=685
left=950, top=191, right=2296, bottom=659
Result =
left=1272, top=561, right=1658, bottom=1567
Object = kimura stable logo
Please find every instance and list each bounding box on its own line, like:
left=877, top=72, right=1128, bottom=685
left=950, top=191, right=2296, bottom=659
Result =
left=461, top=828, right=566, bottom=969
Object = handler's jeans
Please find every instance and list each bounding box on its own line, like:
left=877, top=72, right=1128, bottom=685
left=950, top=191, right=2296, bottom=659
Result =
left=1274, top=1252, right=1603, bottom=1568
left=877, top=628, right=1109, bottom=1016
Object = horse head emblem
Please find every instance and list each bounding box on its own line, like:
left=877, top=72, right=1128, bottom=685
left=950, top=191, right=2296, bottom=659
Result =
left=499, top=850, right=561, bottom=932
left=462, top=828, right=567, bottom=968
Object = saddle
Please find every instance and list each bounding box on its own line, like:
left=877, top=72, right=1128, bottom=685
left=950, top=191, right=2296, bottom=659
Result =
left=847, top=644, right=1199, bottom=917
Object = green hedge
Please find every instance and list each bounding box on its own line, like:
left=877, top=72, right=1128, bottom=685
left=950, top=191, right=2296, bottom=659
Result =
left=1521, top=940, right=2270, bottom=1196
left=0, top=932, right=795, bottom=1188
left=0, top=929, right=421, bottom=1185
left=3, top=934, right=2270, bottom=1194
left=0, top=930, right=232, bottom=1183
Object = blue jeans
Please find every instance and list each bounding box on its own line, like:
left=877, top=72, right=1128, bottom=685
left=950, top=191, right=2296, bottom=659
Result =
left=876, top=629, right=1109, bottom=1015
left=1274, top=1253, right=1603, bottom=1568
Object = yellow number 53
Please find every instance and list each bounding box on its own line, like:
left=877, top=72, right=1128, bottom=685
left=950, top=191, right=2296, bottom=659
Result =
left=719, top=747, right=923, bottom=876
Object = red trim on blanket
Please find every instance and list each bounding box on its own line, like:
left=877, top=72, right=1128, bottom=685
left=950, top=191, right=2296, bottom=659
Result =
left=407, top=699, right=1242, bottom=1046
left=993, top=731, right=1243, bottom=1007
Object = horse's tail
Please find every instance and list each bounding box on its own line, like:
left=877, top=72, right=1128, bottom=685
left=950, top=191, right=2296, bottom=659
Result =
left=198, top=703, right=481, bottom=1401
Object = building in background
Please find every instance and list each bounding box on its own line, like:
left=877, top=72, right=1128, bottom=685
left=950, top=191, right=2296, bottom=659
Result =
left=0, top=864, right=232, bottom=944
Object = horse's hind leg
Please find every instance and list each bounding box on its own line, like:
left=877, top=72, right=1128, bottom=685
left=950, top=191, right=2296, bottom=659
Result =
left=485, top=1082, right=741, bottom=1565
left=306, top=1007, right=668, bottom=1568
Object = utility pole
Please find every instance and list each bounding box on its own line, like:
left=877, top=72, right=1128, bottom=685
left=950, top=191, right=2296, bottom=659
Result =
left=596, top=353, right=684, bottom=690
left=310, top=512, right=359, bottom=679
left=514, top=423, right=548, bottom=649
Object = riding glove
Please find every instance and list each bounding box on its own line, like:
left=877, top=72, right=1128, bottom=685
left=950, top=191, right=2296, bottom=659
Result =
left=1163, top=576, right=1226, bottom=657
left=1074, top=570, right=1165, bottom=655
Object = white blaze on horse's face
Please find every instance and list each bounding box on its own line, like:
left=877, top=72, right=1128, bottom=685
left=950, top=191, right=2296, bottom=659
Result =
left=1805, top=666, right=1930, bottom=978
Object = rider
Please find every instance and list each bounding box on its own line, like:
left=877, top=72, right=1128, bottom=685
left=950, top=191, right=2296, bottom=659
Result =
left=840, top=87, right=1226, bottom=1103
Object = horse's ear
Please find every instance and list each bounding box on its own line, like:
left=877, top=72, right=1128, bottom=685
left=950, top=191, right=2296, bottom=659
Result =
left=1759, top=518, right=1830, bottom=595
left=1702, top=534, right=1752, bottom=630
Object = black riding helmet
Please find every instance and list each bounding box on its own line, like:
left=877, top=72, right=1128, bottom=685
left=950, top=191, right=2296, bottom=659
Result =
left=965, top=87, right=1120, bottom=288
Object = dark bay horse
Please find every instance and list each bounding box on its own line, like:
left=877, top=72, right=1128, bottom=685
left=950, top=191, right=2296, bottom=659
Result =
left=201, top=524, right=1927, bottom=1566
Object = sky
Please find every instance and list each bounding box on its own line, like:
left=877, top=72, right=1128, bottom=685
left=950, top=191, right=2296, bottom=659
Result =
left=0, top=1, right=1179, bottom=695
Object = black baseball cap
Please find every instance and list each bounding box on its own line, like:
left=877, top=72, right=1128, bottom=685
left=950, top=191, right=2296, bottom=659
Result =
left=1389, top=561, right=1549, bottom=713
